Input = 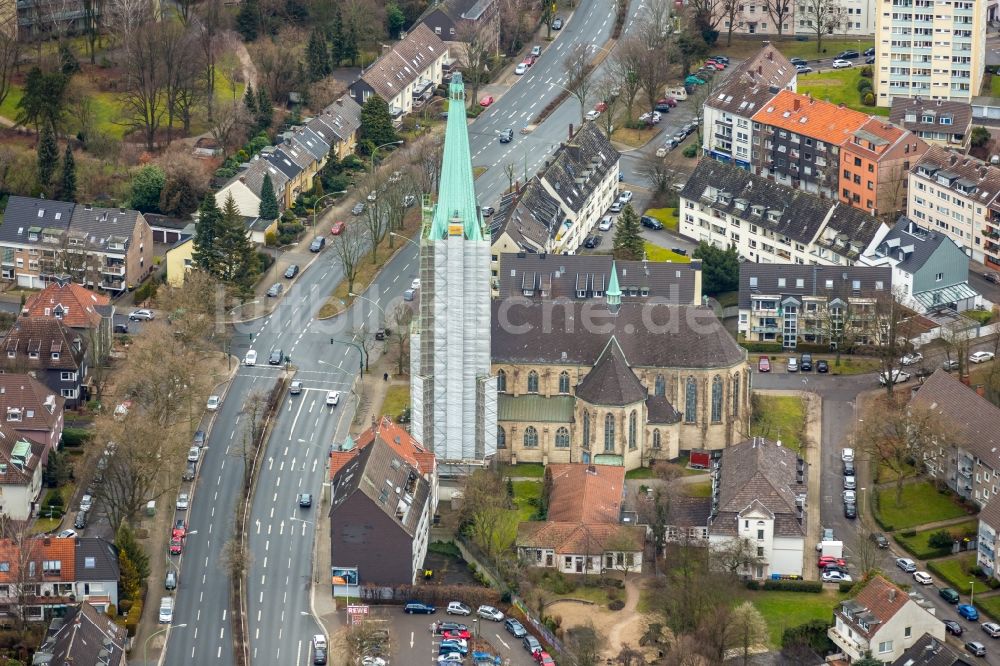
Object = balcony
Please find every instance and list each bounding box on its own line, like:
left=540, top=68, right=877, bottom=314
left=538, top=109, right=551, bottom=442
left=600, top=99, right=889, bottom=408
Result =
left=827, top=625, right=867, bottom=662
left=751, top=325, right=780, bottom=334
left=102, top=264, right=125, bottom=277
left=101, top=278, right=125, bottom=291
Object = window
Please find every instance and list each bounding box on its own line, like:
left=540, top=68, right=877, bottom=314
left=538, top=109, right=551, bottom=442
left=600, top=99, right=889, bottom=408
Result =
left=604, top=413, right=615, bottom=452
left=878, top=640, right=893, bottom=654
left=685, top=378, right=697, bottom=423
left=655, top=374, right=665, bottom=397
left=757, top=529, right=764, bottom=539
left=523, top=426, right=538, bottom=448
left=497, top=427, right=506, bottom=449
left=555, top=427, right=570, bottom=448
left=527, top=370, right=539, bottom=393
left=711, top=376, right=723, bottom=423
left=497, top=369, right=506, bottom=392
left=935, top=272, right=943, bottom=281
left=582, top=411, right=590, bottom=449
left=732, top=375, right=740, bottom=417
left=60, top=372, right=75, bottom=381
left=652, top=429, right=661, bottom=449
left=904, top=626, right=912, bottom=638
left=559, top=371, right=570, bottom=394
left=628, top=411, right=637, bottom=450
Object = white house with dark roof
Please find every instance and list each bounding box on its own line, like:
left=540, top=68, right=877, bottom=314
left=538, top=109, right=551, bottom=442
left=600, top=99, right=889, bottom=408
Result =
left=701, top=44, right=796, bottom=169
left=679, top=159, right=890, bottom=266
left=348, top=24, right=449, bottom=122
left=708, top=437, right=807, bottom=578
left=889, top=98, right=973, bottom=148
left=33, top=602, right=127, bottom=666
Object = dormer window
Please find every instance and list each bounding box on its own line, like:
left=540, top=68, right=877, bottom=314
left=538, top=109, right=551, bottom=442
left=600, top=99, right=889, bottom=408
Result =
left=921, top=114, right=934, bottom=123
left=904, top=112, right=917, bottom=122
left=28, top=351, right=38, bottom=359
left=940, top=116, right=952, bottom=125
left=6, top=409, right=21, bottom=423
left=767, top=210, right=780, bottom=223
left=51, top=352, right=59, bottom=360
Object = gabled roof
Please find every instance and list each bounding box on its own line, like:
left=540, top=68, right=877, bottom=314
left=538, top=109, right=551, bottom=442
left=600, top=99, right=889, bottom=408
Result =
left=909, top=369, right=1000, bottom=490
left=306, top=96, right=363, bottom=145
left=710, top=437, right=807, bottom=538
left=680, top=159, right=885, bottom=252
left=752, top=90, right=870, bottom=145
left=263, top=147, right=304, bottom=180
left=359, top=24, right=447, bottom=103
left=0, top=535, right=77, bottom=584
left=34, top=602, right=127, bottom=666
left=492, top=302, right=745, bottom=369
left=328, top=435, right=431, bottom=538
left=517, top=521, right=645, bottom=554
left=68, top=206, right=140, bottom=252
left=842, top=118, right=913, bottom=162
left=75, top=537, right=120, bottom=582
left=0, top=317, right=85, bottom=371
left=540, top=122, right=619, bottom=215
left=840, top=576, right=911, bottom=639
left=575, top=338, right=647, bottom=406
left=912, top=145, right=1000, bottom=207
left=0, top=373, right=63, bottom=435
left=0, top=196, right=74, bottom=246
left=739, top=264, right=892, bottom=308
left=667, top=495, right=712, bottom=528
left=868, top=216, right=959, bottom=274
left=706, top=44, right=795, bottom=117
left=491, top=179, right=564, bottom=251
left=282, top=126, right=330, bottom=162
left=890, top=98, right=973, bottom=135
left=546, top=464, right=625, bottom=524
left=0, top=426, right=40, bottom=486
left=890, top=632, right=972, bottom=666
left=498, top=253, right=699, bottom=304
left=329, top=417, right=436, bottom=480
left=229, top=158, right=290, bottom=200
left=24, top=279, right=110, bottom=329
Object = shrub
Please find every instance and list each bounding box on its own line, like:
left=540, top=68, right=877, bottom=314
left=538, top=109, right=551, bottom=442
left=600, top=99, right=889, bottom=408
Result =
left=682, top=144, right=698, bottom=158
left=782, top=619, right=835, bottom=652
left=860, top=65, right=873, bottom=78
left=739, top=341, right=784, bottom=354
left=762, top=579, right=823, bottom=593
left=857, top=78, right=873, bottom=93
left=745, top=580, right=760, bottom=590
left=838, top=581, right=855, bottom=593
left=863, top=92, right=876, bottom=106
left=132, top=278, right=159, bottom=304
left=928, top=530, right=955, bottom=549
left=61, top=427, right=91, bottom=448
left=900, top=529, right=917, bottom=538
left=608, top=600, right=625, bottom=611
left=125, top=601, right=142, bottom=636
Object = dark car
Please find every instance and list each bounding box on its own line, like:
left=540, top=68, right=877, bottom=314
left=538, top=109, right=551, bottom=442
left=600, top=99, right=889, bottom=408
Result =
left=313, top=646, right=328, bottom=665
left=523, top=636, right=542, bottom=654
left=505, top=618, right=527, bottom=638
left=74, top=511, right=88, bottom=529
left=584, top=235, right=602, bottom=249
left=481, top=207, right=495, bottom=217
left=799, top=353, right=813, bottom=371
left=193, top=430, right=206, bottom=447
left=551, top=17, right=563, bottom=29
left=836, top=50, right=860, bottom=59
left=863, top=47, right=875, bottom=56
left=266, top=283, right=283, bottom=297
left=940, top=588, right=961, bottom=604
left=269, top=349, right=284, bottom=365
left=374, top=327, right=391, bottom=341
left=309, top=237, right=326, bottom=252
left=671, top=247, right=688, bottom=256
left=436, top=623, right=469, bottom=634
left=499, top=128, right=514, bottom=143
left=843, top=460, right=855, bottom=476
left=113, top=323, right=129, bottom=334
left=985, top=272, right=1000, bottom=284
left=641, top=216, right=664, bottom=230
left=945, top=620, right=964, bottom=636
left=183, top=461, right=196, bottom=481
left=816, top=360, right=829, bottom=373
left=871, top=532, right=889, bottom=549
left=844, top=502, right=857, bottom=519
left=284, top=264, right=300, bottom=279
left=404, top=602, right=437, bottom=614
left=789, top=57, right=807, bottom=67
left=298, top=493, right=313, bottom=508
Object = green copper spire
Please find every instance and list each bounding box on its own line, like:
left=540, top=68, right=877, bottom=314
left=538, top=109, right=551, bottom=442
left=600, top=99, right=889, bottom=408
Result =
left=428, top=74, right=482, bottom=241
left=607, top=260, right=621, bottom=310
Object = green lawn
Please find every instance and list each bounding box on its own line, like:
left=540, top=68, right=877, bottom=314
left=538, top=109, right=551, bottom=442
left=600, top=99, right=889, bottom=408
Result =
left=644, top=207, right=679, bottom=232
left=751, top=589, right=847, bottom=647
left=894, top=520, right=978, bottom=560
left=644, top=242, right=691, bottom=263
left=625, top=466, right=657, bottom=479
left=875, top=481, right=970, bottom=530
left=992, top=75, right=1000, bottom=97
left=773, top=38, right=875, bottom=60
left=380, top=384, right=410, bottom=420
left=684, top=481, right=713, bottom=498
left=750, top=394, right=806, bottom=450
left=501, top=463, right=545, bottom=478
left=927, top=553, right=978, bottom=594
left=976, top=594, right=1000, bottom=621
left=826, top=357, right=882, bottom=376
left=797, top=68, right=890, bottom=117
left=512, top=480, right=542, bottom=521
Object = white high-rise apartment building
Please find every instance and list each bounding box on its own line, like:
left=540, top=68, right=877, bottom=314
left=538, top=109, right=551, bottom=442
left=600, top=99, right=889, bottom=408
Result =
left=873, top=0, right=985, bottom=104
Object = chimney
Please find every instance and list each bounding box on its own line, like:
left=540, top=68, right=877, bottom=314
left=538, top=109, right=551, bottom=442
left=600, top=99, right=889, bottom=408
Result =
left=976, top=384, right=986, bottom=397
left=568, top=123, right=574, bottom=139
left=889, top=589, right=897, bottom=602
left=839, top=103, right=845, bottom=109
left=336, top=98, right=343, bottom=106
left=757, top=65, right=763, bottom=75
left=793, top=98, right=800, bottom=112
left=767, top=50, right=773, bottom=62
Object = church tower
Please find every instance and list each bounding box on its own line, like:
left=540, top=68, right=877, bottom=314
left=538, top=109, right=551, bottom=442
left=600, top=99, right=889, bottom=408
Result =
left=410, top=74, right=497, bottom=465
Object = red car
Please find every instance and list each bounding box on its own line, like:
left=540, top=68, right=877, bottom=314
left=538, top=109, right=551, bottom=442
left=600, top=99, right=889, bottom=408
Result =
left=169, top=535, right=184, bottom=556
left=704, top=61, right=725, bottom=69
left=656, top=97, right=678, bottom=108
left=331, top=221, right=345, bottom=235
left=595, top=102, right=608, bottom=112
left=173, top=519, right=187, bottom=538
left=524, top=55, right=537, bottom=66
left=758, top=356, right=770, bottom=372
left=480, top=95, right=494, bottom=107
left=817, top=557, right=847, bottom=568
left=535, top=652, right=555, bottom=666
left=442, top=630, right=471, bottom=640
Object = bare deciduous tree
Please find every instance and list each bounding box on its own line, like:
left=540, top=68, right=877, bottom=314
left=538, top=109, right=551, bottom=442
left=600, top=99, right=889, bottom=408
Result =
left=331, top=221, right=367, bottom=296
left=688, top=0, right=724, bottom=31
left=0, top=12, right=21, bottom=108
left=765, top=0, right=792, bottom=35
left=251, top=29, right=302, bottom=102
left=361, top=174, right=391, bottom=263
left=0, top=517, right=40, bottom=633
left=720, top=0, right=741, bottom=45
left=564, top=43, right=595, bottom=125
left=235, top=389, right=268, bottom=491
left=871, top=287, right=913, bottom=398
left=121, top=19, right=168, bottom=150
left=565, top=622, right=607, bottom=666
left=595, top=75, right=621, bottom=137
left=210, top=102, right=250, bottom=154
left=194, top=0, right=224, bottom=121
left=803, top=0, right=846, bottom=53
left=610, top=38, right=644, bottom=123
left=458, top=24, right=491, bottom=110
left=389, top=303, right=413, bottom=377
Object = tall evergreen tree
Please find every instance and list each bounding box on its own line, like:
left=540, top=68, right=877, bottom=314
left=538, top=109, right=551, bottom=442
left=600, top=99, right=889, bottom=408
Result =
left=59, top=144, right=76, bottom=201
left=116, top=523, right=150, bottom=580
left=306, top=29, right=331, bottom=82
left=217, top=194, right=260, bottom=294
left=330, top=9, right=346, bottom=66
left=258, top=174, right=279, bottom=220
left=358, top=95, right=398, bottom=155
left=36, top=124, right=58, bottom=193
left=612, top=204, right=644, bottom=260
left=193, top=193, right=224, bottom=276
left=343, top=24, right=359, bottom=66
left=256, top=86, right=273, bottom=130
left=243, top=81, right=258, bottom=117
left=236, top=0, right=260, bottom=41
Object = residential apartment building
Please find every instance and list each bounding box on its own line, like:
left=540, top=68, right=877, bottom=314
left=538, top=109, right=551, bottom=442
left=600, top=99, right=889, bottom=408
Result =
left=907, top=146, right=1000, bottom=264
left=24, top=277, right=114, bottom=365
left=840, top=119, right=929, bottom=217
left=890, top=633, right=970, bottom=665
left=890, top=98, right=973, bottom=147
left=861, top=217, right=978, bottom=313
left=702, top=44, right=797, bottom=169
left=738, top=264, right=893, bottom=348
left=0, top=374, right=64, bottom=459
left=978, top=493, right=1000, bottom=580
left=33, top=602, right=128, bottom=666
left=873, top=0, right=985, bottom=105
left=795, top=0, right=875, bottom=34
left=0, top=424, right=43, bottom=521
left=912, top=369, right=1000, bottom=510
left=708, top=437, right=808, bottom=579
left=305, top=96, right=363, bottom=160
left=751, top=91, right=870, bottom=198
left=348, top=24, right=449, bottom=122
left=419, top=0, right=501, bottom=52
left=0, top=317, right=88, bottom=407
left=679, top=159, right=890, bottom=266
left=489, top=121, right=620, bottom=276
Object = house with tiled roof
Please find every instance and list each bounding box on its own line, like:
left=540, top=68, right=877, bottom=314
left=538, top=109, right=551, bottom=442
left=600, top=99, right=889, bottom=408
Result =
left=738, top=263, right=892, bottom=348
left=419, top=0, right=500, bottom=52
left=215, top=156, right=291, bottom=220
left=890, top=632, right=972, bottom=666
left=74, top=537, right=120, bottom=612
left=829, top=576, right=945, bottom=662
left=861, top=217, right=978, bottom=314
left=496, top=253, right=702, bottom=304
left=0, top=196, right=73, bottom=289
left=489, top=181, right=565, bottom=283
left=839, top=119, right=929, bottom=218
left=23, top=277, right=113, bottom=365
left=890, top=98, right=972, bottom=148
left=708, top=437, right=808, bottom=578
left=702, top=44, right=796, bottom=169
left=751, top=91, right=871, bottom=199
left=348, top=24, right=449, bottom=122
left=546, top=464, right=626, bottom=523
left=679, top=159, right=890, bottom=267
left=0, top=424, right=43, bottom=521
left=306, top=95, right=363, bottom=160
left=67, top=204, right=153, bottom=293
left=0, top=374, right=63, bottom=460
left=328, top=426, right=434, bottom=585
left=493, top=294, right=749, bottom=470
left=907, top=147, right=1000, bottom=267
left=0, top=317, right=87, bottom=407
left=33, top=601, right=127, bottom=666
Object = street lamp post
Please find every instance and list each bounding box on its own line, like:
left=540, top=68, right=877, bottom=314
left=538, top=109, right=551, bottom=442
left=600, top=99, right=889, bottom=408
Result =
left=971, top=580, right=976, bottom=605
left=349, top=292, right=387, bottom=327
left=328, top=338, right=365, bottom=376
left=144, top=624, right=186, bottom=666
left=389, top=231, right=420, bottom=250
left=370, top=141, right=405, bottom=174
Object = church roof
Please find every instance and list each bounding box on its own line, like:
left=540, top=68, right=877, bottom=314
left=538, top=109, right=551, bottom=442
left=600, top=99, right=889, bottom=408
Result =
left=575, top=338, right=646, bottom=406
left=429, top=74, right=481, bottom=241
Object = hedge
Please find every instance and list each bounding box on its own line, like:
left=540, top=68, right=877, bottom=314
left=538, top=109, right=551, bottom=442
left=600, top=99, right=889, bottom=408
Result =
left=125, top=600, right=143, bottom=636
left=61, top=427, right=92, bottom=448
left=761, top=579, right=823, bottom=593
left=740, top=342, right=784, bottom=354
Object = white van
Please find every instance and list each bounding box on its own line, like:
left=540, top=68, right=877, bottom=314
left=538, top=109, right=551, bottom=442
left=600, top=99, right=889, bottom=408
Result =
left=665, top=86, right=688, bottom=101
left=158, top=597, right=174, bottom=624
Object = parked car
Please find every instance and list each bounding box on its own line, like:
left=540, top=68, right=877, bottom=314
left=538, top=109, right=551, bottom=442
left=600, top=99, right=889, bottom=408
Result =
left=207, top=395, right=220, bottom=410
left=583, top=235, right=601, bottom=249
left=971, top=351, right=996, bottom=363
left=609, top=201, right=623, bottom=213
left=879, top=369, right=911, bottom=385
left=982, top=622, right=1000, bottom=638
left=816, top=360, right=829, bottom=373
left=531, top=45, right=542, bottom=56
left=129, top=309, right=154, bottom=321
left=169, top=533, right=183, bottom=555
left=479, top=95, right=495, bottom=107
left=436, top=623, right=468, bottom=634
left=599, top=216, right=614, bottom=232
left=551, top=17, right=563, bottom=29
left=481, top=207, right=495, bottom=217
left=159, top=597, right=174, bottom=624
left=871, top=532, right=889, bottom=548
left=843, top=475, right=856, bottom=490
left=505, top=618, right=527, bottom=638
left=352, top=203, right=365, bottom=215
left=944, top=619, right=963, bottom=636
left=843, top=502, right=856, bottom=519
left=865, top=55, right=875, bottom=64
left=960, top=604, right=981, bottom=621
left=499, top=128, right=514, bottom=143
left=74, top=511, right=88, bottom=529
left=817, top=556, right=847, bottom=568
left=863, top=47, right=875, bottom=56
left=244, top=350, right=257, bottom=366
left=174, top=519, right=187, bottom=537
left=787, top=357, right=798, bottom=372
left=831, top=59, right=854, bottom=68
left=896, top=557, right=917, bottom=573
left=842, top=489, right=856, bottom=503
left=165, top=571, right=177, bottom=590
left=403, top=289, right=416, bottom=302
left=943, top=358, right=961, bottom=371
left=404, top=602, right=437, bottom=614
left=758, top=356, right=770, bottom=372
left=266, top=283, right=283, bottom=297
left=523, top=636, right=542, bottom=654
left=821, top=571, right=852, bottom=583
left=843, top=460, right=855, bottom=475
left=183, top=461, right=196, bottom=481
left=672, top=247, right=688, bottom=256
left=284, top=264, right=300, bottom=278
left=966, top=640, right=987, bottom=656
left=176, top=493, right=189, bottom=510
left=900, top=352, right=923, bottom=366
left=447, top=602, right=472, bottom=616
left=941, top=588, right=961, bottom=604
left=478, top=605, right=504, bottom=621
left=411, top=278, right=421, bottom=290
left=800, top=353, right=813, bottom=371
left=585, top=109, right=601, bottom=121
left=443, top=630, right=472, bottom=641
left=789, top=57, right=807, bottom=66
left=795, top=65, right=813, bottom=74
left=985, top=272, right=1000, bottom=284
left=841, top=447, right=854, bottom=462
left=438, top=654, right=463, bottom=664
left=640, top=216, right=663, bottom=230
left=515, top=62, right=529, bottom=75
left=330, top=222, right=345, bottom=235
left=187, top=446, right=201, bottom=463
left=310, top=237, right=326, bottom=252
left=193, top=430, right=205, bottom=447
